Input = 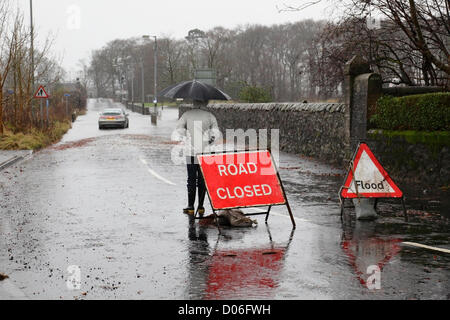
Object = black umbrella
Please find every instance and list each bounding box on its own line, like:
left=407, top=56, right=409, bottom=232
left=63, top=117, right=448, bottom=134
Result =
left=158, top=80, right=231, bottom=102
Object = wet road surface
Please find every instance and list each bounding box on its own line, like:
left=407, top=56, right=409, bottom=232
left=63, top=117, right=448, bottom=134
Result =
left=0, top=99, right=449, bottom=300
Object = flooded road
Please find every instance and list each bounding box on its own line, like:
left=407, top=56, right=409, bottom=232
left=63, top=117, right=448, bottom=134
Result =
left=0, top=99, right=449, bottom=300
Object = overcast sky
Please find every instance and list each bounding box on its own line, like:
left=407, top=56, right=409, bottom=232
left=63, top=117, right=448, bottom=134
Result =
left=17, top=0, right=333, bottom=79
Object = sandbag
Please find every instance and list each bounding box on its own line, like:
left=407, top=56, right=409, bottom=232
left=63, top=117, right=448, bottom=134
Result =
left=217, top=209, right=257, bottom=227
left=200, top=209, right=257, bottom=227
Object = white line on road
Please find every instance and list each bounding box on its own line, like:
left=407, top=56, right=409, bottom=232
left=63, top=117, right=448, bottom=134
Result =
left=139, top=158, right=177, bottom=186
left=402, top=242, right=450, bottom=254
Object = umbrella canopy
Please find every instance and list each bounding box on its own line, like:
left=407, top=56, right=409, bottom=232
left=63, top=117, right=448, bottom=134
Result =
left=158, top=80, right=231, bottom=102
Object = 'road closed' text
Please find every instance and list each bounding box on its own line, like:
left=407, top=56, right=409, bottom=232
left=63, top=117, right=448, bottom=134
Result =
left=217, top=184, right=273, bottom=200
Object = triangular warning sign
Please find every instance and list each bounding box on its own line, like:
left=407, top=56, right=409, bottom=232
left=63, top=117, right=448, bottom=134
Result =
left=34, top=85, right=49, bottom=99
left=341, top=143, right=403, bottom=198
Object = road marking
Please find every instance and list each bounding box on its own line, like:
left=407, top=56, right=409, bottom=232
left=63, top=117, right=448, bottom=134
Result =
left=139, top=158, right=176, bottom=186
left=402, top=242, right=450, bottom=254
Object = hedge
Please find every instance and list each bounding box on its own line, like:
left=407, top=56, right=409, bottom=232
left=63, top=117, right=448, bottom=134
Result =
left=239, top=86, right=272, bottom=103
left=370, top=92, right=450, bottom=131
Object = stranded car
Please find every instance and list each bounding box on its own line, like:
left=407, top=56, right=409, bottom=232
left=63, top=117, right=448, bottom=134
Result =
left=98, top=109, right=129, bottom=129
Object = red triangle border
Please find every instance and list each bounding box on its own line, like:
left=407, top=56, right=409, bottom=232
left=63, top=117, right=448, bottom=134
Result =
left=341, top=143, right=403, bottom=198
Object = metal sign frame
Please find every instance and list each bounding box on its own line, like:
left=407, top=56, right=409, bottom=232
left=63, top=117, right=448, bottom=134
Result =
left=339, top=142, right=408, bottom=221
left=196, top=149, right=296, bottom=233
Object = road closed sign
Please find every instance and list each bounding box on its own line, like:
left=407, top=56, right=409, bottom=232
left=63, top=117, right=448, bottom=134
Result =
left=197, top=150, right=286, bottom=210
left=341, top=143, right=403, bottom=199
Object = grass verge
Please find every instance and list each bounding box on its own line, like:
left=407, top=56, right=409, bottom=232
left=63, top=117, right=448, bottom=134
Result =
left=0, top=121, right=72, bottom=150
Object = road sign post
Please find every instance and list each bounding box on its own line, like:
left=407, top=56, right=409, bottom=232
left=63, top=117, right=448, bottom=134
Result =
left=197, top=149, right=296, bottom=232
left=46, top=99, right=49, bottom=126
left=39, top=100, right=44, bottom=128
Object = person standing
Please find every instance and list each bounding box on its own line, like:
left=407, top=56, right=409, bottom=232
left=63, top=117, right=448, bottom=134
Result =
left=175, top=100, right=220, bottom=216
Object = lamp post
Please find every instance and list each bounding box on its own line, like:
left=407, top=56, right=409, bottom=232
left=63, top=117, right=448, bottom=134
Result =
left=113, top=62, right=125, bottom=103
left=125, top=59, right=136, bottom=106
left=143, top=35, right=158, bottom=124
left=129, top=66, right=135, bottom=105
left=30, top=0, right=34, bottom=86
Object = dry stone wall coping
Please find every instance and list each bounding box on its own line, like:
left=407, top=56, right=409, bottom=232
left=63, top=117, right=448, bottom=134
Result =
left=181, top=103, right=347, bottom=113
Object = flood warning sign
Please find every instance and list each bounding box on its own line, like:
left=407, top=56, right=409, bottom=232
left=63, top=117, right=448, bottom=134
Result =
left=341, top=143, right=403, bottom=199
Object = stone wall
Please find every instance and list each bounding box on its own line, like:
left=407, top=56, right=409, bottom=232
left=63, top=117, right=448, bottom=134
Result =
left=179, top=102, right=350, bottom=166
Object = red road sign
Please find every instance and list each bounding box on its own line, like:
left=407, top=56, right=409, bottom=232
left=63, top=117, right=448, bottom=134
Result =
left=197, top=150, right=286, bottom=210
left=341, top=143, right=403, bottom=198
left=34, top=85, right=49, bottom=99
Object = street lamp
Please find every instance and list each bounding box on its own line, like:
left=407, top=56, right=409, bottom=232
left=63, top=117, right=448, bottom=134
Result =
left=141, top=58, right=145, bottom=108
left=121, top=56, right=137, bottom=106
left=113, top=62, right=126, bottom=103
left=142, top=35, right=158, bottom=113
left=129, top=65, right=135, bottom=105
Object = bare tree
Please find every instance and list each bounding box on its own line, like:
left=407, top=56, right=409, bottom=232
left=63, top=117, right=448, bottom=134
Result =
left=283, top=0, right=450, bottom=88
left=0, top=1, right=14, bottom=134
left=0, top=1, right=67, bottom=133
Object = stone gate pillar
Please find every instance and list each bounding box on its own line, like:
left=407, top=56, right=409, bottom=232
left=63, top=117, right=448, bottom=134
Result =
left=344, top=56, right=382, bottom=152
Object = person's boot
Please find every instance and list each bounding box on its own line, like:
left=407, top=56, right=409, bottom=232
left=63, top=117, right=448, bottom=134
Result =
left=183, top=186, right=196, bottom=215
left=197, top=185, right=206, bottom=216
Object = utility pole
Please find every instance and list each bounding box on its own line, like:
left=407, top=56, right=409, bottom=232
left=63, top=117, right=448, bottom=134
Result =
left=153, top=36, right=158, bottom=110
left=30, top=0, right=36, bottom=124
left=30, top=0, right=34, bottom=88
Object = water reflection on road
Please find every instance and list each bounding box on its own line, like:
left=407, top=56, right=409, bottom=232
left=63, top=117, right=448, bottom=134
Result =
left=186, top=219, right=295, bottom=300
left=341, top=218, right=402, bottom=288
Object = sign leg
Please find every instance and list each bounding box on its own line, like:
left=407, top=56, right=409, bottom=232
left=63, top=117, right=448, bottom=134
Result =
left=401, top=197, right=408, bottom=222
left=265, top=224, right=273, bottom=243
left=285, top=201, right=296, bottom=229
left=339, top=195, right=345, bottom=221
left=212, top=210, right=222, bottom=235
left=265, top=206, right=272, bottom=224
